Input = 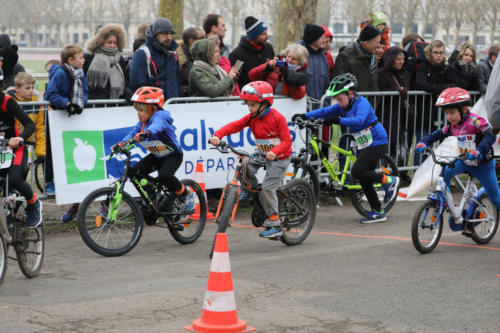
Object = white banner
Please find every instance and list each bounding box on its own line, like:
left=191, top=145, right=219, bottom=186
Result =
left=49, top=97, right=307, bottom=204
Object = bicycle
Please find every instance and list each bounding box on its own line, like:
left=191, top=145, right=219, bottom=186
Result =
left=291, top=118, right=399, bottom=216
left=411, top=148, right=499, bottom=254
left=0, top=138, right=44, bottom=285
left=209, top=141, right=317, bottom=257
left=77, top=139, right=207, bottom=257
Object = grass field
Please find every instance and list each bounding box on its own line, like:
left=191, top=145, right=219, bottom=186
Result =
left=19, top=59, right=49, bottom=92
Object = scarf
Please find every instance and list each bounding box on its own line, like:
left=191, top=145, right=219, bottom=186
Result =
left=87, top=46, right=124, bottom=99
left=192, top=60, right=233, bottom=95
left=355, top=42, right=377, bottom=75
left=65, top=64, right=85, bottom=108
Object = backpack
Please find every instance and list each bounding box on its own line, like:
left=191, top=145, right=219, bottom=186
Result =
left=405, top=40, right=429, bottom=87
left=138, top=45, right=160, bottom=87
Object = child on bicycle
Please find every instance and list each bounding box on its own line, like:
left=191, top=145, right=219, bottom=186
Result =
left=117, top=86, right=195, bottom=210
left=415, top=87, right=500, bottom=229
left=209, top=81, right=292, bottom=238
left=0, top=68, right=41, bottom=228
left=292, top=73, right=399, bottom=223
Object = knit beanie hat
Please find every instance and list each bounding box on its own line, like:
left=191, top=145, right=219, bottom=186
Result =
left=245, top=16, right=267, bottom=41
left=151, top=18, right=175, bottom=36
left=303, top=24, right=325, bottom=44
left=371, top=12, right=387, bottom=27
left=359, top=24, right=381, bottom=42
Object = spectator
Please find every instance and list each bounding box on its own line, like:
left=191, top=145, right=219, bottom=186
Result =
left=375, top=40, right=385, bottom=68
left=299, top=24, right=329, bottom=107
left=229, top=16, right=274, bottom=89
left=203, top=13, right=230, bottom=59
left=44, top=59, right=60, bottom=91
left=248, top=43, right=309, bottom=99
left=320, top=25, right=334, bottom=79
left=448, top=42, right=479, bottom=91
left=333, top=24, right=381, bottom=93
left=485, top=57, right=500, bottom=131
left=402, top=33, right=424, bottom=49
left=83, top=24, right=130, bottom=100
left=188, top=35, right=237, bottom=97
left=371, top=12, right=391, bottom=50
left=129, top=18, right=181, bottom=99
left=0, top=34, right=25, bottom=88
left=177, top=27, right=204, bottom=96
left=478, top=45, right=500, bottom=95
left=132, top=23, right=149, bottom=52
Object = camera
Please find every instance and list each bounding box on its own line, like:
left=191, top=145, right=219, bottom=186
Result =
left=276, top=59, right=287, bottom=67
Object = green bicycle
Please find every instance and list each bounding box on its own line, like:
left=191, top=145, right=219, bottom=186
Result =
left=290, top=118, right=399, bottom=216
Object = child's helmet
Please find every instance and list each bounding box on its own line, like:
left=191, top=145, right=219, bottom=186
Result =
left=326, top=73, right=358, bottom=97
left=240, top=81, right=274, bottom=106
left=131, top=86, right=165, bottom=108
left=435, top=87, right=471, bottom=109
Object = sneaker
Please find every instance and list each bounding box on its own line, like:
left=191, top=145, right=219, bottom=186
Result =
left=182, top=190, right=196, bottom=212
left=360, top=210, right=387, bottom=224
left=259, top=227, right=283, bottom=238
left=383, top=176, right=400, bottom=203
left=45, top=182, right=55, bottom=196
left=263, top=219, right=280, bottom=228
left=26, top=200, right=43, bottom=228
left=62, top=203, right=79, bottom=223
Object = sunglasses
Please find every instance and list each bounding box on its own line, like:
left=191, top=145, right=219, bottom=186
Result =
left=432, top=51, right=444, bottom=55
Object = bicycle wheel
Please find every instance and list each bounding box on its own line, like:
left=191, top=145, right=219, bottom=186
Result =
left=78, top=187, right=143, bottom=257
left=279, top=178, right=316, bottom=246
left=167, top=179, right=207, bottom=245
left=411, top=200, right=443, bottom=254
left=350, top=154, right=399, bottom=216
left=33, top=161, right=44, bottom=194
left=210, top=185, right=238, bottom=258
left=0, top=234, right=7, bottom=285
left=13, top=202, right=44, bottom=278
left=470, top=192, right=499, bottom=244
left=288, top=157, right=320, bottom=204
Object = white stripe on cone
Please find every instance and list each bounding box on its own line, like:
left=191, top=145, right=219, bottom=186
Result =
left=210, top=252, right=231, bottom=272
left=203, top=290, right=237, bottom=312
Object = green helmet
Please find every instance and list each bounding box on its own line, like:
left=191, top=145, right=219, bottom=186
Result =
left=326, top=73, right=358, bottom=97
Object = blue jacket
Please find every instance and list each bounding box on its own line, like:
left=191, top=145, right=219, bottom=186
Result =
left=122, top=109, right=182, bottom=157
left=129, top=25, right=181, bottom=100
left=44, top=65, right=89, bottom=109
left=298, top=40, right=330, bottom=102
left=306, top=95, right=388, bottom=147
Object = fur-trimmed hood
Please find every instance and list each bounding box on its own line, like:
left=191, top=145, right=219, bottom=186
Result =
left=86, top=24, right=126, bottom=53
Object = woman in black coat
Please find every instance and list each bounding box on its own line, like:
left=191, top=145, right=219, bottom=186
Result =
left=448, top=42, right=479, bottom=91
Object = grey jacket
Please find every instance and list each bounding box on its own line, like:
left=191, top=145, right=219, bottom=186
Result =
left=478, top=56, right=494, bottom=95
left=485, top=59, right=500, bottom=130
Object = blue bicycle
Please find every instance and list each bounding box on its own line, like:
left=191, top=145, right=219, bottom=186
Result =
left=411, top=149, right=499, bottom=254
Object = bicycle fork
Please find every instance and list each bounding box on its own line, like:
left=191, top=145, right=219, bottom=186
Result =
left=106, top=182, right=123, bottom=222
left=0, top=201, right=12, bottom=245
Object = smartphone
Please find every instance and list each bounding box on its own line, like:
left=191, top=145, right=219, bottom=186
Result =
left=234, top=60, right=244, bottom=72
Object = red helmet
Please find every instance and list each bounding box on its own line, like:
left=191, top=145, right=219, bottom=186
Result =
left=435, top=87, right=471, bottom=108
left=320, top=25, right=333, bottom=39
left=131, top=86, right=165, bottom=108
left=240, top=81, right=274, bottom=106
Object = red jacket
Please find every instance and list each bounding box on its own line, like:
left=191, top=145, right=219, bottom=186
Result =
left=219, top=56, right=241, bottom=96
left=248, top=61, right=307, bottom=100
left=325, top=52, right=334, bottom=79
left=213, top=108, right=292, bottom=159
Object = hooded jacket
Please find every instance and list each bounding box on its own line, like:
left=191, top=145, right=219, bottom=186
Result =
left=298, top=40, right=330, bottom=102
left=188, top=36, right=234, bottom=97
left=129, top=25, right=181, bottom=100
left=377, top=47, right=410, bottom=98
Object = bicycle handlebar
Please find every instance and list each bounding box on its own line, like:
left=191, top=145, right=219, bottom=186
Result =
left=0, top=137, right=35, bottom=152
left=292, top=117, right=324, bottom=130
left=425, top=148, right=468, bottom=167
left=207, top=140, right=276, bottom=162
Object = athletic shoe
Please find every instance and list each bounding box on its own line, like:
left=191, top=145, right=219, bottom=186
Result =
left=62, top=203, right=79, bottom=223
left=26, top=200, right=43, bottom=228
left=45, top=182, right=55, bottom=196
left=259, top=227, right=283, bottom=238
left=360, top=210, right=387, bottom=224
left=182, top=190, right=196, bottom=212
left=383, top=176, right=400, bottom=203
left=263, top=219, right=281, bottom=228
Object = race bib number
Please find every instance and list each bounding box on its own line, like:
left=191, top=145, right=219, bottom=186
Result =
left=255, top=138, right=281, bottom=152
left=140, top=140, right=174, bottom=157
left=457, top=134, right=476, bottom=154
left=353, top=128, right=373, bottom=150
left=0, top=148, right=13, bottom=169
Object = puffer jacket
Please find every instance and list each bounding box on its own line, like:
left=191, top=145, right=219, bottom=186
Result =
left=477, top=56, right=494, bottom=95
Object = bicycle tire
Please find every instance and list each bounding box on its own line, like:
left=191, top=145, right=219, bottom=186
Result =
left=33, top=161, right=45, bottom=194
left=289, top=157, right=320, bottom=204
left=411, top=200, right=443, bottom=254
left=210, top=185, right=238, bottom=258
left=167, top=179, right=207, bottom=245
left=279, top=178, right=316, bottom=246
left=13, top=202, right=44, bottom=278
left=78, top=187, right=143, bottom=257
left=251, top=204, right=266, bottom=227
left=350, top=154, right=399, bottom=216
left=0, top=234, right=7, bottom=285
left=470, top=192, right=499, bottom=244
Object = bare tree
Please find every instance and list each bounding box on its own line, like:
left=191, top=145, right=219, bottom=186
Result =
left=216, top=0, right=243, bottom=49
left=274, top=0, right=318, bottom=52
left=184, top=0, right=206, bottom=28
left=0, top=0, right=23, bottom=36
left=485, top=0, right=499, bottom=45
left=78, top=0, right=106, bottom=41
left=451, top=1, right=466, bottom=49
left=17, top=0, right=47, bottom=46
left=344, top=0, right=373, bottom=42
left=159, top=0, right=184, bottom=40
left=110, top=0, right=139, bottom=42
left=466, top=0, right=486, bottom=46
left=418, top=0, right=443, bottom=38
left=316, top=0, right=333, bottom=28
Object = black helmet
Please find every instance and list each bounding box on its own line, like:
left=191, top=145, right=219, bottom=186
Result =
left=326, top=73, right=358, bottom=97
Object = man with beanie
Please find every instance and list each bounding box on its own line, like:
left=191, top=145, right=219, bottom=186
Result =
left=129, top=17, right=181, bottom=99
left=333, top=24, right=381, bottom=92
left=298, top=24, right=330, bottom=108
left=0, top=34, right=25, bottom=88
left=229, top=16, right=275, bottom=89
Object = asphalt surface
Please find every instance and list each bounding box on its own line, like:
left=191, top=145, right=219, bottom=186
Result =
left=1, top=196, right=499, bottom=333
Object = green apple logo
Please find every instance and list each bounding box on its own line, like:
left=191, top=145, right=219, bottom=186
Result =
left=62, top=131, right=105, bottom=184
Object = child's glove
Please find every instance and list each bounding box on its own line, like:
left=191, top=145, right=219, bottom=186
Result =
left=291, top=113, right=306, bottom=122
left=415, top=142, right=427, bottom=153
left=323, top=116, right=340, bottom=126
left=111, top=142, right=124, bottom=153
left=468, top=150, right=482, bottom=160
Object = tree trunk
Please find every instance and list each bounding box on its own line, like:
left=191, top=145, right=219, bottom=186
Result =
left=158, top=0, right=184, bottom=40
left=453, top=24, right=461, bottom=50
left=274, top=0, right=318, bottom=53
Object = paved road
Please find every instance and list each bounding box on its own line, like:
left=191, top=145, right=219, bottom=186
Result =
left=1, top=198, right=499, bottom=333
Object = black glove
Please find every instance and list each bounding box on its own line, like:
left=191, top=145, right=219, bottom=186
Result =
left=323, top=116, right=341, bottom=126
left=35, top=156, right=45, bottom=164
left=139, top=131, right=152, bottom=141
left=66, top=103, right=82, bottom=117
left=292, top=113, right=306, bottom=122
left=111, top=142, right=124, bottom=153
left=279, top=65, right=289, bottom=77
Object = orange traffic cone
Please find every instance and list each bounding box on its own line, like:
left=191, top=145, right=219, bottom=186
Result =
left=191, top=162, right=214, bottom=220
left=185, top=233, right=255, bottom=333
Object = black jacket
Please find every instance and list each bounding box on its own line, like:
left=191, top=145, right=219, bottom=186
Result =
left=448, top=50, right=479, bottom=92
left=229, top=36, right=274, bottom=89
left=415, top=58, right=459, bottom=95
